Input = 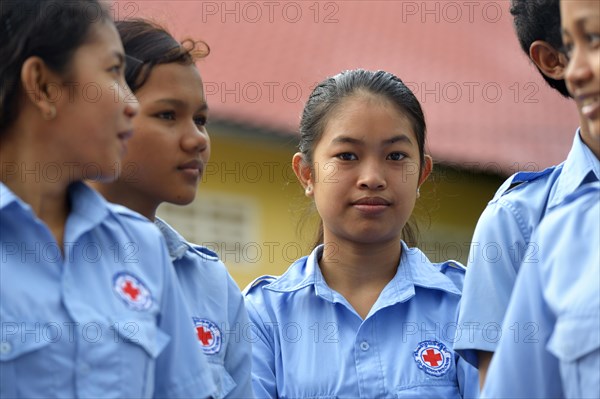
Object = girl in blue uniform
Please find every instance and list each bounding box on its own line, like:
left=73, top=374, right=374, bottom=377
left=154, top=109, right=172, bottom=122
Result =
left=0, top=2, right=216, bottom=398
left=91, top=19, right=254, bottom=399
left=244, top=69, right=479, bottom=398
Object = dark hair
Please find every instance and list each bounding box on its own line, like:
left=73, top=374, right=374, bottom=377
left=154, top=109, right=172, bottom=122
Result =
left=509, top=0, right=570, bottom=98
left=0, top=0, right=111, bottom=133
left=299, top=69, right=427, bottom=248
left=116, top=19, right=209, bottom=93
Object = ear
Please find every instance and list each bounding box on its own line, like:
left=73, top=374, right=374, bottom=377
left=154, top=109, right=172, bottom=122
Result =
left=292, top=152, right=314, bottom=197
left=418, top=155, right=433, bottom=187
left=20, top=56, right=60, bottom=118
left=529, top=40, right=567, bottom=80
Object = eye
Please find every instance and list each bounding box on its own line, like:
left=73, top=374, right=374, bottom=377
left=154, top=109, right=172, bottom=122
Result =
left=193, top=115, right=208, bottom=127
left=108, top=63, right=124, bottom=76
left=387, top=152, right=406, bottom=161
left=336, top=152, right=357, bottom=161
left=156, top=111, right=176, bottom=121
left=587, top=32, right=600, bottom=47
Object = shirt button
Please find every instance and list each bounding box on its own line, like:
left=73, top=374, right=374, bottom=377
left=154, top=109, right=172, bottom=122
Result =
left=360, top=341, right=369, bottom=351
left=0, top=342, right=11, bottom=354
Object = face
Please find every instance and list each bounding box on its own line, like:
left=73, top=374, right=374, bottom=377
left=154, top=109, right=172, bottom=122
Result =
left=561, top=0, right=600, bottom=143
left=116, top=62, right=209, bottom=209
left=54, top=21, right=138, bottom=181
left=296, top=94, right=431, bottom=246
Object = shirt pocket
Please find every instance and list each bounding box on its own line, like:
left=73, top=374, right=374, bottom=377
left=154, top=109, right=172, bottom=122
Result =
left=0, top=321, right=53, bottom=398
left=101, top=317, right=171, bottom=398
left=207, top=361, right=236, bottom=399
left=395, top=382, right=461, bottom=398
left=547, top=316, right=600, bottom=399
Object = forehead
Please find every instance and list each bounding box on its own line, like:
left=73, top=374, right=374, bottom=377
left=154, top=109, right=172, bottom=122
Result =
left=561, top=0, right=600, bottom=24
left=322, top=93, right=415, bottom=137
left=135, top=62, right=205, bottom=102
left=72, top=21, right=123, bottom=61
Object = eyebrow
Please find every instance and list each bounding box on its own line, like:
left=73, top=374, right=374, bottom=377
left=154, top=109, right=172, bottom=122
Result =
left=331, top=134, right=413, bottom=146
left=154, top=98, right=209, bottom=113
left=114, top=51, right=125, bottom=64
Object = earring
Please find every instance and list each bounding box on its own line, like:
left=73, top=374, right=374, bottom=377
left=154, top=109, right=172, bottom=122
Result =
left=43, top=105, right=57, bottom=121
left=416, top=188, right=420, bottom=198
left=305, top=185, right=313, bottom=195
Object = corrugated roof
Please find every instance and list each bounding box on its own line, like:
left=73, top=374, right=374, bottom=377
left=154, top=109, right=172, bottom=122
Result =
left=126, top=0, right=580, bottom=173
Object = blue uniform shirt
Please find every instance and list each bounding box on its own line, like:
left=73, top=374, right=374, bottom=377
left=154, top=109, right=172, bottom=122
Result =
left=154, top=217, right=254, bottom=399
left=455, top=131, right=600, bottom=360
left=0, top=182, right=216, bottom=398
left=243, top=242, right=479, bottom=398
left=482, top=182, right=600, bottom=398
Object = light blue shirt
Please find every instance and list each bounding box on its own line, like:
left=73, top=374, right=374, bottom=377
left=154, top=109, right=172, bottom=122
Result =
left=482, top=182, right=600, bottom=398
left=154, top=218, right=254, bottom=399
left=455, top=131, right=600, bottom=360
left=0, top=182, right=216, bottom=398
left=243, top=242, right=479, bottom=398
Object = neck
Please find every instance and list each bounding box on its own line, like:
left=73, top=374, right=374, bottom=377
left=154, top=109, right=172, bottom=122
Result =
left=90, top=180, right=158, bottom=221
left=578, top=115, right=600, bottom=160
left=318, top=234, right=401, bottom=319
left=1, top=133, right=71, bottom=246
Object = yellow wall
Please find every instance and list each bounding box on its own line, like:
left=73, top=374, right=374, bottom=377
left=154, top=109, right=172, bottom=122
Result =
left=159, top=124, right=504, bottom=289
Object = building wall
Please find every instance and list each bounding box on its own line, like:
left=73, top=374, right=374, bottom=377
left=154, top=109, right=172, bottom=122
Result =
left=158, top=124, right=505, bottom=288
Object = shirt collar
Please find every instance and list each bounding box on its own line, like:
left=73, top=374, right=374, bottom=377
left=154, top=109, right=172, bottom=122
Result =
left=550, top=130, right=600, bottom=209
left=154, top=217, right=189, bottom=261
left=264, top=242, right=461, bottom=304
left=1, top=181, right=109, bottom=241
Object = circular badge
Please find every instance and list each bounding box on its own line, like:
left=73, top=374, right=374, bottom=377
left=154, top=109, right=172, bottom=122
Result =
left=413, top=340, right=453, bottom=377
left=193, top=317, right=222, bottom=355
left=112, top=272, right=153, bottom=311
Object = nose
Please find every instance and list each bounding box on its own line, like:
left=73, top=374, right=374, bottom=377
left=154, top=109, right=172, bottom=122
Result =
left=565, top=46, right=593, bottom=90
left=181, top=122, right=210, bottom=154
left=122, top=84, right=139, bottom=118
left=357, top=159, right=386, bottom=190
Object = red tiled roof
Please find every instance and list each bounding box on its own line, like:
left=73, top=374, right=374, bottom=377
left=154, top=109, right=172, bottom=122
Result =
left=126, top=0, right=579, bottom=173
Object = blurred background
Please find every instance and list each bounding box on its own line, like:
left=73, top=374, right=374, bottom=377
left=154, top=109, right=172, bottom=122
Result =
left=111, top=0, right=580, bottom=288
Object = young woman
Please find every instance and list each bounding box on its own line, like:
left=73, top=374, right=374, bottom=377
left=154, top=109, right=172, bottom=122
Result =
left=0, top=2, right=215, bottom=398
left=91, top=19, right=253, bottom=399
left=244, top=69, right=479, bottom=398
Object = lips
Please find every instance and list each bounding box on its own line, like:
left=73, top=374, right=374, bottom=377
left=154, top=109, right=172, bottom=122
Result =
left=352, top=197, right=391, bottom=206
left=576, top=93, right=600, bottom=120
left=178, top=159, right=203, bottom=172
left=117, top=130, right=133, bottom=141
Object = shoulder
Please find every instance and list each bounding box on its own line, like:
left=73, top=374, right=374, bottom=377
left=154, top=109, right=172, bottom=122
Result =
left=243, top=275, right=278, bottom=297
left=433, top=259, right=467, bottom=292
left=187, top=243, right=221, bottom=262
left=492, top=165, right=561, bottom=200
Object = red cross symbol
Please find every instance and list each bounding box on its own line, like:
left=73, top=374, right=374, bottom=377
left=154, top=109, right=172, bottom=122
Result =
left=123, top=281, right=140, bottom=300
left=196, top=326, right=213, bottom=346
left=422, top=349, right=442, bottom=367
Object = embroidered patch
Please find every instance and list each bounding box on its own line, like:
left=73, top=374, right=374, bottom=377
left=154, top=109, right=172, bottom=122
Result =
left=413, top=340, right=452, bottom=377
left=112, top=272, right=153, bottom=311
left=193, top=317, right=222, bottom=355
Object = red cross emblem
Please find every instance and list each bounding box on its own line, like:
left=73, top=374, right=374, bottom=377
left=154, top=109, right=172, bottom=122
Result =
left=196, top=326, right=214, bottom=346
left=122, top=281, right=140, bottom=300
left=422, top=348, right=442, bottom=367
left=413, top=340, right=452, bottom=377
left=192, top=318, right=222, bottom=355
left=112, top=272, right=152, bottom=311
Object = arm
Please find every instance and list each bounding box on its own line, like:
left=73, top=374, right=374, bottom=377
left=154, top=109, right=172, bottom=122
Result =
left=480, top=260, right=562, bottom=398
left=455, top=200, right=528, bottom=373
left=244, top=294, right=278, bottom=398
left=223, top=274, right=255, bottom=398
left=154, top=241, right=217, bottom=399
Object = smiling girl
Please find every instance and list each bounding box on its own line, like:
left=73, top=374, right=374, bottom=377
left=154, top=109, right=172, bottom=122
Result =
left=244, top=69, right=478, bottom=398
